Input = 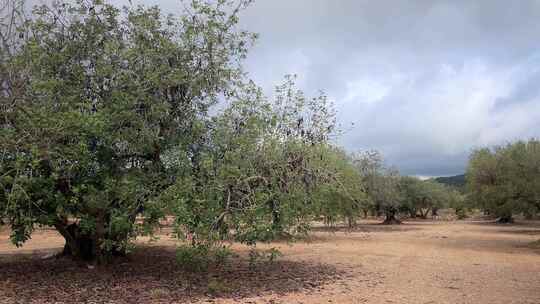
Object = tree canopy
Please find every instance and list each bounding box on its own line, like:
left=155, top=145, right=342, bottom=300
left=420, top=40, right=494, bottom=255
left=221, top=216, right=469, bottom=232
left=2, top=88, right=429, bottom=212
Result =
left=161, top=75, right=340, bottom=246
left=466, top=139, right=540, bottom=222
left=400, top=177, right=460, bottom=219
left=0, top=0, right=258, bottom=262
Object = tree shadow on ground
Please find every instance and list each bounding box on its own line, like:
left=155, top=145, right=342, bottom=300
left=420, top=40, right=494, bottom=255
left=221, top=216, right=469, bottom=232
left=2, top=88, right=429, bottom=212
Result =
left=310, top=222, right=422, bottom=234
left=466, top=220, right=540, bottom=228
left=0, top=246, right=347, bottom=304
left=466, top=220, right=540, bottom=236
left=493, top=229, right=540, bottom=236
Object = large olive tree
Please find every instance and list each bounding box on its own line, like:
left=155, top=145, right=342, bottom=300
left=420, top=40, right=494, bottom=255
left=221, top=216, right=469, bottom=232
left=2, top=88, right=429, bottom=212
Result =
left=466, top=139, right=540, bottom=223
left=0, top=0, right=255, bottom=262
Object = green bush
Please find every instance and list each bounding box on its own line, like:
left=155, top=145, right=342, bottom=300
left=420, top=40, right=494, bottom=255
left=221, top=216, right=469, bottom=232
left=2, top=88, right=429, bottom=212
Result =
left=175, top=244, right=234, bottom=272
left=248, top=247, right=283, bottom=269
left=176, top=245, right=211, bottom=272
left=213, top=245, right=234, bottom=266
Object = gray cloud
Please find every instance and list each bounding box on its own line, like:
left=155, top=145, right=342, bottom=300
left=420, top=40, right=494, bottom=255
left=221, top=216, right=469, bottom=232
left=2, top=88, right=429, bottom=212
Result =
left=118, top=0, right=540, bottom=176
left=235, top=0, right=540, bottom=177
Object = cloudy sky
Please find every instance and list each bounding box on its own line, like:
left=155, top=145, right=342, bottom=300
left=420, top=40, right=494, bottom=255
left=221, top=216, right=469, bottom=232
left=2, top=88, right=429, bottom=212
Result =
left=126, top=0, right=540, bottom=177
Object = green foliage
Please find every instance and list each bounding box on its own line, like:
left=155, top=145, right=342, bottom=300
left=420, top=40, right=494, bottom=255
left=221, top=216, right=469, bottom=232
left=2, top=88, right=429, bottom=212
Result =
left=466, top=139, right=540, bottom=221
left=0, top=0, right=376, bottom=265
left=310, top=146, right=367, bottom=227
left=0, top=0, right=367, bottom=265
left=354, top=151, right=402, bottom=222
left=347, top=153, right=464, bottom=223
left=266, top=247, right=283, bottom=263
left=433, top=174, right=466, bottom=191
left=399, top=177, right=461, bottom=219
left=162, top=75, right=342, bottom=247
left=213, top=245, right=234, bottom=265
left=247, top=246, right=282, bottom=269
left=176, top=244, right=211, bottom=272
left=447, top=189, right=467, bottom=218
left=175, top=243, right=233, bottom=272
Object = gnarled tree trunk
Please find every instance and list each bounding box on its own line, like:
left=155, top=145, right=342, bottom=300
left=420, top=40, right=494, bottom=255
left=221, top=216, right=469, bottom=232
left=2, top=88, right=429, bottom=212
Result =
left=382, top=210, right=401, bottom=225
left=55, top=222, right=95, bottom=261
left=54, top=218, right=128, bottom=263
left=496, top=215, right=514, bottom=224
left=347, top=216, right=356, bottom=228
left=362, top=209, right=369, bottom=218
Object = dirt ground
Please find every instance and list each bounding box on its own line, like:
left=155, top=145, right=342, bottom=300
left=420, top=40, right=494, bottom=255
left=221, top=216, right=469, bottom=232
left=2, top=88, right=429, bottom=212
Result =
left=1, top=219, right=539, bottom=304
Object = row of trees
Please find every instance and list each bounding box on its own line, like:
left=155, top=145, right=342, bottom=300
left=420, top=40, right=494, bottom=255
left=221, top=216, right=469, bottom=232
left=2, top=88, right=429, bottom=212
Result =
left=466, top=139, right=540, bottom=223
left=303, top=148, right=463, bottom=226
left=356, top=157, right=463, bottom=225
left=0, top=0, right=464, bottom=264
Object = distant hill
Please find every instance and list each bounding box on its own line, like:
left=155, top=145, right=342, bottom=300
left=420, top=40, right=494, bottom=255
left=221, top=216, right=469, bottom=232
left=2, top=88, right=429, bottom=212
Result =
left=433, top=174, right=466, bottom=189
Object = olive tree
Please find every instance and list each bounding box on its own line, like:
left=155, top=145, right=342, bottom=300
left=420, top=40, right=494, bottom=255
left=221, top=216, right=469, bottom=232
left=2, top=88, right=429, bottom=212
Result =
left=355, top=151, right=403, bottom=224
left=399, top=176, right=426, bottom=218
left=0, top=0, right=255, bottom=262
left=311, top=147, right=367, bottom=228
left=466, top=139, right=540, bottom=223
left=400, top=177, right=460, bottom=219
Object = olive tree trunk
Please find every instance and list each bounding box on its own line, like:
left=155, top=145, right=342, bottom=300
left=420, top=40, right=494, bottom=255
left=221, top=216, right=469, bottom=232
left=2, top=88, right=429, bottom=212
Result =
left=54, top=222, right=95, bottom=261
left=382, top=209, right=401, bottom=225
left=54, top=217, right=127, bottom=263
left=496, top=215, right=514, bottom=224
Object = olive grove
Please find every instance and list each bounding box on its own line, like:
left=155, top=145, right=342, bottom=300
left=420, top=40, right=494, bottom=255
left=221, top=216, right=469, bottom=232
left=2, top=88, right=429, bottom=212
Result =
left=1, top=0, right=490, bottom=267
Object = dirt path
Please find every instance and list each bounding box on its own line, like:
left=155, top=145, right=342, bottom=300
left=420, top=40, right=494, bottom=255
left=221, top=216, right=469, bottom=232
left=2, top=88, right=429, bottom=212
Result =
left=1, top=220, right=539, bottom=304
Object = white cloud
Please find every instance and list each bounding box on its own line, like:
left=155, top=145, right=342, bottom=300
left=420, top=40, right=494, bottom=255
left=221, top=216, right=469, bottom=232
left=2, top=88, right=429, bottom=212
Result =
left=343, top=78, right=390, bottom=104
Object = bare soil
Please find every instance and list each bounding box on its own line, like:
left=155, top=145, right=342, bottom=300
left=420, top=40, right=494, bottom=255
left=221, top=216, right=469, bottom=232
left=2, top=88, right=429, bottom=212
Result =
left=1, top=219, right=539, bottom=304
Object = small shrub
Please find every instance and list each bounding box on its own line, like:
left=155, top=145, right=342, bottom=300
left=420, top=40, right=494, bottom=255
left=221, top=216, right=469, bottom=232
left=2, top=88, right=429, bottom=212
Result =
left=176, top=244, right=210, bottom=272
left=213, top=245, right=234, bottom=266
left=248, top=247, right=263, bottom=269
left=248, top=247, right=283, bottom=269
left=266, top=247, right=283, bottom=263
left=176, top=243, right=234, bottom=272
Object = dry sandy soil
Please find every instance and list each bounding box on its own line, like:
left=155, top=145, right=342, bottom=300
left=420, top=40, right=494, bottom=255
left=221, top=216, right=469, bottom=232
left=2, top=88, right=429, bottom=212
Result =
left=1, top=219, right=539, bottom=304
